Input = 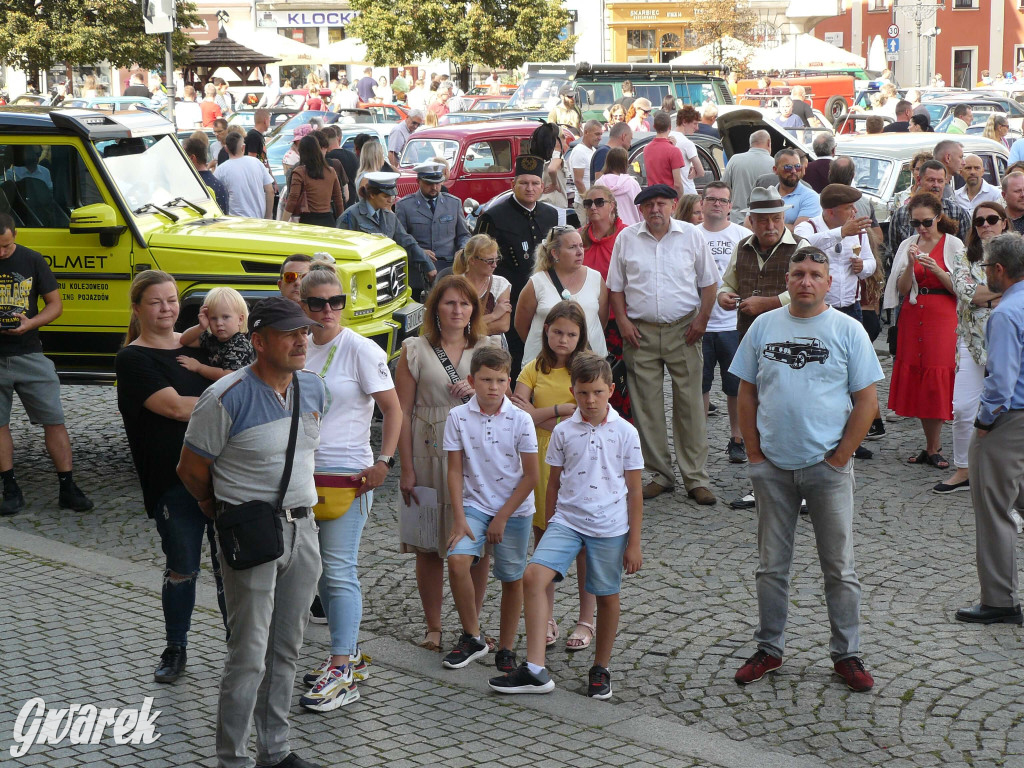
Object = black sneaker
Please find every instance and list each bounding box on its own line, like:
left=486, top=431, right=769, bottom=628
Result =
left=865, top=421, right=886, bottom=441
left=853, top=445, right=873, bottom=460
left=58, top=481, right=94, bottom=512
left=264, top=753, right=325, bottom=768
left=0, top=484, right=24, bottom=516
left=495, top=648, right=517, bottom=674
left=154, top=644, right=187, bottom=683
left=442, top=633, right=488, bottom=669
left=587, top=665, right=612, bottom=700
left=309, top=594, right=327, bottom=624
left=708, top=402, right=719, bottom=414
left=488, top=663, right=555, bottom=694
left=727, top=438, right=747, bottom=464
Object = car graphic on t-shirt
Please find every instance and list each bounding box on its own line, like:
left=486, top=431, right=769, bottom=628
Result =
left=762, top=337, right=830, bottom=369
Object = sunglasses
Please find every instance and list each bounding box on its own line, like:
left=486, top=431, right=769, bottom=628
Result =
left=781, top=164, right=803, bottom=172
left=790, top=249, right=829, bottom=264
left=281, top=270, right=309, bottom=284
left=582, top=198, right=609, bottom=209
left=304, top=294, right=346, bottom=312
left=910, top=218, right=935, bottom=229
left=974, top=214, right=1004, bottom=227
left=473, top=256, right=499, bottom=266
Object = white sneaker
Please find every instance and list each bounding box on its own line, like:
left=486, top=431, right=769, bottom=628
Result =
left=300, top=664, right=360, bottom=712
left=303, top=654, right=332, bottom=685
left=350, top=647, right=372, bottom=681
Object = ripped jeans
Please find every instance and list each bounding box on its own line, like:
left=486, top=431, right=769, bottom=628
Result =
left=153, top=483, right=228, bottom=646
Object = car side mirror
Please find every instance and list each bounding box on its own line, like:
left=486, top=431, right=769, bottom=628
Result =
left=69, top=203, right=126, bottom=248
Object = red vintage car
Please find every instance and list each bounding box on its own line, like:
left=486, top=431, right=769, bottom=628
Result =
left=395, top=121, right=544, bottom=204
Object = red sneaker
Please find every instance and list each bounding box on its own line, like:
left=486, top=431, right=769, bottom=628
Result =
left=734, top=649, right=783, bottom=685
left=834, top=656, right=874, bottom=692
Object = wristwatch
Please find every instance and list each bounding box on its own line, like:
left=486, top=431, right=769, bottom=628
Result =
left=376, top=455, right=395, bottom=468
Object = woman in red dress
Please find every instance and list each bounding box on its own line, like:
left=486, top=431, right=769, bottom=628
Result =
left=883, top=192, right=963, bottom=469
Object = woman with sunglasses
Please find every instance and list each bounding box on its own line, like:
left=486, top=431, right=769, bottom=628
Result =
left=884, top=192, right=963, bottom=470
left=933, top=203, right=1009, bottom=493
left=297, top=263, right=402, bottom=711
left=396, top=275, right=495, bottom=653
left=515, top=226, right=608, bottom=364
left=452, top=234, right=512, bottom=340
left=606, top=103, right=626, bottom=129
left=982, top=114, right=1011, bottom=148
left=592, top=147, right=641, bottom=224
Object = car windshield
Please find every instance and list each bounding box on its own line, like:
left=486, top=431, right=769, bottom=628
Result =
left=839, top=155, right=894, bottom=196
left=94, top=133, right=208, bottom=211
left=923, top=104, right=947, bottom=123
left=399, top=138, right=460, bottom=168
left=506, top=77, right=568, bottom=110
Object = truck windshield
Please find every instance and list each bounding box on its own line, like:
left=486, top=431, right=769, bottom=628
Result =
left=506, top=78, right=568, bottom=111
left=94, top=134, right=209, bottom=212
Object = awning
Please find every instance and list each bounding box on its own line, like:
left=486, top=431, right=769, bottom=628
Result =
left=230, top=29, right=321, bottom=67
left=320, top=39, right=368, bottom=64
left=748, top=34, right=866, bottom=70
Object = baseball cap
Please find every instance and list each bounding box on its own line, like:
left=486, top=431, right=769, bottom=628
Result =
left=249, top=297, right=321, bottom=333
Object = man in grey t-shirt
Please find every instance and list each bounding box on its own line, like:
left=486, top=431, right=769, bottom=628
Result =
left=178, top=297, right=326, bottom=768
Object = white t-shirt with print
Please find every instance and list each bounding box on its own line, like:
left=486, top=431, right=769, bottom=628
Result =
left=669, top=132, right=699, bottom=194
left=443, top=395, right=538, bottom=517
left=305, top=329, right=394, bottom=469
left=545, top=406, right=644, bottom=537
left=699, top=222, right=751, bottom=332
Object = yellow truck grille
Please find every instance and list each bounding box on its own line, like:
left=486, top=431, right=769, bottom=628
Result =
left=376, top=260, right=407, bottom=305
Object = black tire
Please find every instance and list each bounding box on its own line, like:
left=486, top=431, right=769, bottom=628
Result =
left=793, top=352, right=807, bottom=369
left=825, top=96, right=848, bottom=125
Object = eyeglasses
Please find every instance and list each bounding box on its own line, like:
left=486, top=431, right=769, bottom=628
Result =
left=781, top=164, right=803, bottom=172
left=582, top=198, right=609, bottom=209
left=790, top=248, right=829, bottom=264
left=281, top=270, right=309, bottom=284
left=473, top=256, right=499, bottom=266
left=974, top=214, right=1004, bottom=227
left=910, top=218, right=935, bottom=229
left=703, top=196, right=731, bottom=205
left=980, top=261, right=1001, bottom=268
left=551, top=225, right=577, bottom=236
left=303, top=294, right=346, bottom=312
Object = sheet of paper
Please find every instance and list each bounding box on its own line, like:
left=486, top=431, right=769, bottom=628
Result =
left=399, top=486, right=439, bottom=551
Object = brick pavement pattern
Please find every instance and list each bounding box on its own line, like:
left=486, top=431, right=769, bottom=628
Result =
left=2, top=357, right=1024, bottom=766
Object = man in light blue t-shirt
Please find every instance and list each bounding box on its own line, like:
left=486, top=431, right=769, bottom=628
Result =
left=729, top=245, right=883, bottom=694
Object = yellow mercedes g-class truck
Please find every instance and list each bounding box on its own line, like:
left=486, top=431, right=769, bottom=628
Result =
left=0, top=108, right=422, bottom=380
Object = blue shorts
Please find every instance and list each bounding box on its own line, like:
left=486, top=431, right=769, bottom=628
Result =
left=702, top=330, right=740, bottom=397
left=530, top=521, right=629, bottom=596
left=448, top=506, right=531, bottom=582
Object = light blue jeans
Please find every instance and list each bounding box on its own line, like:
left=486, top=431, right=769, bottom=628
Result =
left=316, top=466, right=371, bottom=656
left=749, top=456, right=861, bottom=662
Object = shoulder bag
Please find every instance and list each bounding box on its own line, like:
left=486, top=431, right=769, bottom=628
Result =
left=214, top=373, right=301, bottom=570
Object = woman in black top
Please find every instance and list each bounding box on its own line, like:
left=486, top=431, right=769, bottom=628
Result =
left=115, top=270, right=227, bottom=684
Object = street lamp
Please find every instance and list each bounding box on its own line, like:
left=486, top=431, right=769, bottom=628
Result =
left=922, top=27, right=941, bottom=85
left=893, top=0, right=945, bottom=86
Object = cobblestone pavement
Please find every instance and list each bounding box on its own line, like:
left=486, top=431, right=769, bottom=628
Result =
left=3, top=351, right=1024, bottom=767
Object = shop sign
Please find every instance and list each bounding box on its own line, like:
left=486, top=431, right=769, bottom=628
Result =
left=263, top=10, right=360, bottom=27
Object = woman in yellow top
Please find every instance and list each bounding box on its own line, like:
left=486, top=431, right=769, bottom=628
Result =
left=511, top=301, right=596, bottom=651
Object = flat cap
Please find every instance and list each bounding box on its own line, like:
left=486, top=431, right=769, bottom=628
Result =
left=819, top=183, right=862, bottom=209
left=634, top=184, right=678, bottom=205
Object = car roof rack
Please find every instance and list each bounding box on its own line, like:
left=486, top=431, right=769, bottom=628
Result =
left=576, top=62, right=727, bottom=76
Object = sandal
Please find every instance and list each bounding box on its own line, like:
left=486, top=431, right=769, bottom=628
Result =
left=926, top=453, right=950, bottom=469
left=566, top=621, right=595, bottom=652
left=546, top=618, right=560, bottom=647
left=418, top=629, right=442, bottom=652
left=907, top=450, right=930, bottom=465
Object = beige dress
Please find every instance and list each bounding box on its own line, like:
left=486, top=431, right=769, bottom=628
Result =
left=400, top=334, right=496, bottom=557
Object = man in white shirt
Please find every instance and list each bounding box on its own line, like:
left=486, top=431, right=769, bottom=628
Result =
left=723, top=130, right=776, bottom=224
left=256, top=73, right=280, bottom=109
left=214, top=132, right=275, bottom=219
left=333, top=79, right=359, bottom=111
left=569, top=120, right=604, bottom=220
left=670, top=105, right=705, bottom=195
left=794, top=184, right=875, bottom=317
left=697, top=181, right=752, bottom=463
left=608, top=184, right=720, bottom=505
left=954, top=153, right=1003, bottom=212
left=4, top=145, right=52, bottom=189
left=174, top=85, right=203, bottom=130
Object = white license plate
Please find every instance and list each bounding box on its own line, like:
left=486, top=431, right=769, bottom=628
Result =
left=402, top=305, right=424, bottom=332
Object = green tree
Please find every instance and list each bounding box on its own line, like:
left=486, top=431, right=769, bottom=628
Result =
left=347, top=0, right=577, bottom=89
left=689, top=0, right=757, bottom=76
left=0, top=0, right=200, bottom=87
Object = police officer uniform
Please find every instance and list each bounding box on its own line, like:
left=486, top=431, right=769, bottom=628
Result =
left=474, top=155, right=558, bottom=372
left=337, top=172, right=435, bottom=298
left=395, top=162, right=470, bottom=276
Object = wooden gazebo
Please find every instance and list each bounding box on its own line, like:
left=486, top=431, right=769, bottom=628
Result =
left=182, top=24, right=279, bottom=86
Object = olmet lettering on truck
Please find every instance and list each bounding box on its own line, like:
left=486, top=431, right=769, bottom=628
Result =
left=0, top=108, right=422, bottom=381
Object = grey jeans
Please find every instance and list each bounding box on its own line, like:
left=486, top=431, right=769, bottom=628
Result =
left=216, top=515, right=321, bottom=768
left=749, top=457, right=862, bottom=662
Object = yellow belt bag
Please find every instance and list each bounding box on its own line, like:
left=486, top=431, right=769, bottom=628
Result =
left=313, top=473, right=364, bottom=521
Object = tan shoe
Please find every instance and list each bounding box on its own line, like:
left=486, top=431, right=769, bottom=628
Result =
left=642, top=481, right=672, bottom=499
left=687, top=487, right=717, bottom=506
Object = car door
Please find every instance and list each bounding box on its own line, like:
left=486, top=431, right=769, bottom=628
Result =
left=0, top=138, right=133, bottom=351
left=455, top=138, right=514, bottom=204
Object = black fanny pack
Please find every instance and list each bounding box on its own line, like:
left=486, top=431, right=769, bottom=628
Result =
left=215, top=374, right=301, bottom=570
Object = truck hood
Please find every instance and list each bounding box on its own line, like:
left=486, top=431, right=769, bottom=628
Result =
left=145, top=216, right=398, bottom=262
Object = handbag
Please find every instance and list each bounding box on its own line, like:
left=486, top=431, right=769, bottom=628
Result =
left=313, top=472, right=364, bottom=521
left=214, top=373, right=301, bottom=570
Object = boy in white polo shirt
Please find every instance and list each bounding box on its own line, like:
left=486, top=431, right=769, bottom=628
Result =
left=442, top=346, right=540, bottom=673
left=488, top=354, right=644, bottom=699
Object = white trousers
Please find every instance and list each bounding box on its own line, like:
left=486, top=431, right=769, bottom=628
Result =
left=952, top=339, right=986, bottom=469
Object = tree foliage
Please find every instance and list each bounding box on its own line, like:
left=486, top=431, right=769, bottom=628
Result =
left=347, top=0, right=577, bottom=81
left=0, top=0, right=201, bottom=79
left=689, top=0, right=757, bottom=75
